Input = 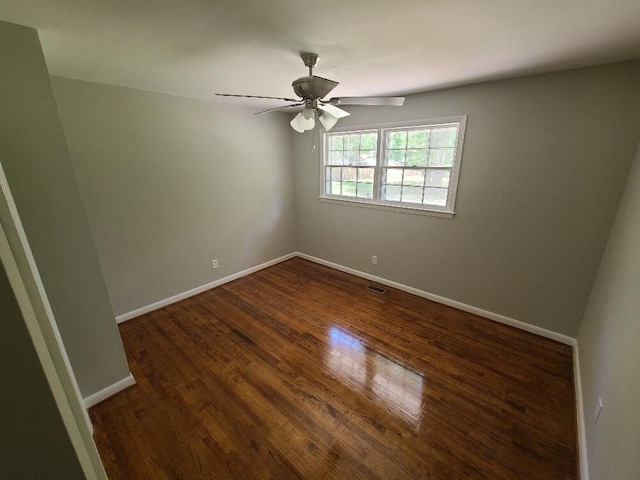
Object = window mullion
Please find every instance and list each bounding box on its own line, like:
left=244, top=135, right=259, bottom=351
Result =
left=421, top=168, right=427, bottom=204
left=373, top=129, right=384, bottom=202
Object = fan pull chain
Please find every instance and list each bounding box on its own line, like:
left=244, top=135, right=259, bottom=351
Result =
left=312, top=124, right=320, bottom=154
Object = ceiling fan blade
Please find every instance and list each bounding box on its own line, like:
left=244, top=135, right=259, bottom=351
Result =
left=326, top=96, right=405, bottom=107
left=318, top=104, right=351, bottom=119
left=255, top=103, right=304, bottom=115
left=216, top=93, right=300, bottom=103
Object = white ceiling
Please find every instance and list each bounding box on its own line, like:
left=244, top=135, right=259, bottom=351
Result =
left=2, top=0, right=640, bottom=110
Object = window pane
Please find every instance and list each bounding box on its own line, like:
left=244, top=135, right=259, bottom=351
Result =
left=359, top=168, right=375, bottom=184
left=402, top=186, right=424, bottom=204
left=407, top=130, right=430, bottom=148
left=347, top=151, right=360, bottom=165
left=326, top=167, right=342, bottom=195
left=383, top=168, right=403, bottom=185
left=342, top=167, right=357, bottom=197
left=387, top=150, right=406, bottom=166
left=360, top=133, right=378, bottom=150
left=330, top=136, right=344, bottom=150
left=360, top=150, right=377, bottom=166
left=342, top=185, right=356, bottom=197
left=382, top=185, right=401, bottom=202
left=329, top=151, right=344, bottom=165
left=326, top=180, right=341, bottom=195
left=430, top=128, right=457, bottom=148
left=388, top=131, right=407, bottom=149
left=407, top=149, right=428, bottom=167
left=424, top=187, right=448, bottom=206
left=356, top=182, right=374, bottom=199
left=425, top=170, right=450, bottom=188
left=346, top=134, right=360, bottom=151
left=342, top=167, right=357, bottom=182
left=428, top=148, right=455, bottom=167
left=403, top=169, right=425, bottom=186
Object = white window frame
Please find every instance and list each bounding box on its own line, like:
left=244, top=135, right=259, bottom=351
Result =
left=319, top=116, right=467, bottom=218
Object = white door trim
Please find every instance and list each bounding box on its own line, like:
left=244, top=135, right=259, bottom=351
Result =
left=0, top=163, right=108, bottom=479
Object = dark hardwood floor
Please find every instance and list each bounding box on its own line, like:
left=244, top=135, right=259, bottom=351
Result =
left=90, top=257, right=577, bottom=479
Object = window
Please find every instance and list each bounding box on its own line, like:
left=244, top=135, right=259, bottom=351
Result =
left=321, top=117, right=466, bottom=216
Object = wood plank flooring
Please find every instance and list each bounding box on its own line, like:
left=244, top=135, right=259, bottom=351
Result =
left=90, top=257, right=577, bottom=479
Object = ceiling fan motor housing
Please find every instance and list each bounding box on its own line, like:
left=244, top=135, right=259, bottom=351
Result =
left=292, top=76, right=339, bottom=100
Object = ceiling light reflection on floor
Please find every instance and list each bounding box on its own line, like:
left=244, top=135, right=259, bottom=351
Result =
left=327, top=326, right=367, bottom=389
left=326, top=326, right=424, bottom=427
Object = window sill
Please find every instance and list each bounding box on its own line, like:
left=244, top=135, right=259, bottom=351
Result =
left=318, top=196, right=455, bottom=218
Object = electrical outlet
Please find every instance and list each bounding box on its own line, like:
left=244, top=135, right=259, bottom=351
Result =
left=211, top=259, right=219, bottom=270
left=594, top=397, right=603, bottom=423
left=372, top=255, right=378, bottom=265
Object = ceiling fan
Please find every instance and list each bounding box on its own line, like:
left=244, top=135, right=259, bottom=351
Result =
left=216, top=53, right=405, bottom=133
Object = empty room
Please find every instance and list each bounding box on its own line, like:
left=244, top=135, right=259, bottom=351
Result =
left=1, top=1, right=639, bottom=479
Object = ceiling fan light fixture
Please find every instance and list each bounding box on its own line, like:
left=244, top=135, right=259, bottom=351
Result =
left=319, top=110, right=339, bottom=131
left=290, top=109, right=316, bottom=133
left=290, top=113, right=306, bottom=133
left=299, top=108, right=316, bottom=130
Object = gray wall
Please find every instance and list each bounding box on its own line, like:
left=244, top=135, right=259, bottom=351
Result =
left=51, top=78, right=295, bottom=317
left=577, top=143, right=640, bottom=480
left=0, top=260, right=84, bottom=479
left=0, top=20, right=130, bottom=397
left=294, top=61, right=640, bottom=336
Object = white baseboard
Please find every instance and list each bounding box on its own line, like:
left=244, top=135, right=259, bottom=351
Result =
left=115, top=253, right=297, bottom=323
left=84, top=373, right=136, bottom=409
left=296, top=252, right=575, bottom=345
left=573, top=343, right=589, bottom=480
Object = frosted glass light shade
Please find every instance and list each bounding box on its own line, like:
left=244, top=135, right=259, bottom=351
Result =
left=319, top=111, right=339, bottom=131
left=299, top=108, right=315, bottom=130
left=290, top=108, right=316, bottom=133
left=290, top=113, right=305, bottom=133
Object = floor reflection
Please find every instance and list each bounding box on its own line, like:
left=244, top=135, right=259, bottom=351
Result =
left=327, top=327, right=367, bottom=387
left=327, top=326, right=424, bottom=426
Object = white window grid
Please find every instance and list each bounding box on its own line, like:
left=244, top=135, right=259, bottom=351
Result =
left=321, top=117, right=466, bottom=215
